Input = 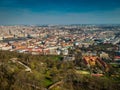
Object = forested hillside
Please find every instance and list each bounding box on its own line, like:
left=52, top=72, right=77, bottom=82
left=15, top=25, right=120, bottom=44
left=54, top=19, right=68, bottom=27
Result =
left=0, top=50, right=120, bottom=90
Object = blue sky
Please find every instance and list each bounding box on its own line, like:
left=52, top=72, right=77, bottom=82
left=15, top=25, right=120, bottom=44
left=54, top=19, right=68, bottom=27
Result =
left=0, top=0, right=120, bottom=25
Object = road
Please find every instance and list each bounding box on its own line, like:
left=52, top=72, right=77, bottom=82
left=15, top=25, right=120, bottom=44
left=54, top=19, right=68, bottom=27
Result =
left=10, top=58, right=32, bottom=72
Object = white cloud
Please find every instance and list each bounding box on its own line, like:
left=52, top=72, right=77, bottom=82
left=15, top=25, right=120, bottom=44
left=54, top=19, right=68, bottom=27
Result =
left=0, top=7, right=120, bottom=24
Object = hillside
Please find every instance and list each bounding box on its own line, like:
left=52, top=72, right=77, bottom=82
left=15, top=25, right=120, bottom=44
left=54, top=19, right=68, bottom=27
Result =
left=0, top=50, right=120, bottom=90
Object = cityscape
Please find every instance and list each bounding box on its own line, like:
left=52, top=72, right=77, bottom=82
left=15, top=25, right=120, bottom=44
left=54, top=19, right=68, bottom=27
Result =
left=0, top=0, right=120, bottom=90
left=0, top=24, right=120, bottom=90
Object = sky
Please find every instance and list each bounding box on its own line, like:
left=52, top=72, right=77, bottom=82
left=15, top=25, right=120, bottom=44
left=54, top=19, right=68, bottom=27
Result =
left=0, top=0, right=120, bottom=25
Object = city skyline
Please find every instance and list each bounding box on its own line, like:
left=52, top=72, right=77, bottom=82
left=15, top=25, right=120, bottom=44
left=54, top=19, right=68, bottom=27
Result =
left=0, top=0, right=120, bottom=25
